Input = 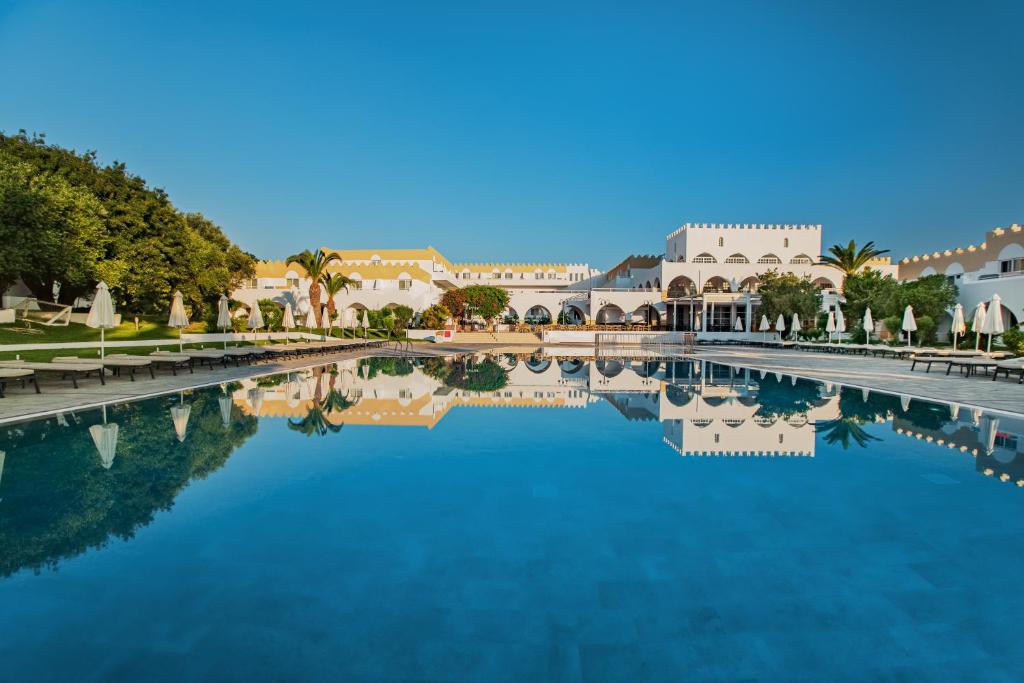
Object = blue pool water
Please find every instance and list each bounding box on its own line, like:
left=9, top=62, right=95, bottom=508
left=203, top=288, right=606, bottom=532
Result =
left=1, top=355, right=1022, bottom=681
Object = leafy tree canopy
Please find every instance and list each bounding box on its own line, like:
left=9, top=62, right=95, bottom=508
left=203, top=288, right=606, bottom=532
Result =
left=898, top=274, right=958, bottom=322
left=0, top=131, right=255, bottom=317
left=420, top=303, right=451, bottom=329
left=819, top=240, right=890, bottom=276
left=756, top=270, right=822, bottom=324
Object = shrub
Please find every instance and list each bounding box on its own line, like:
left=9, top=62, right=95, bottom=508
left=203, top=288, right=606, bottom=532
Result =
left=1001, top=327, right=1024, bottom=355
left=421, top=304, right=450, bottom=329
left=257, top=299, right=283, bottom=330
left=915, top=315, right=936, bottom=345
left=883, top=315, right=902, bottom=342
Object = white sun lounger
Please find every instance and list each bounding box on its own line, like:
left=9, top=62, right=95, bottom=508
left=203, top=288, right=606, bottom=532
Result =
left=53, top=355, right=155, bottom=381
left=0, top=368, right=39, bottom=397
left=0, top=360, right=106, bottom=388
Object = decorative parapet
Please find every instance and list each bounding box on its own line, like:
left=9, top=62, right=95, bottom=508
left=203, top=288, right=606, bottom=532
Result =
left=666, top=223, right=822, bottom=240
left=453, top=262, right=584, bottom=273
left=898, top=223, right=1021, bottom=264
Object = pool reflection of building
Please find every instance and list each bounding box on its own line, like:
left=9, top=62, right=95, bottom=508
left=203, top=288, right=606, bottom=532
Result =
left=229, top=355, right=1024, bottom=482
left=231, top=356, right=844, bottom=458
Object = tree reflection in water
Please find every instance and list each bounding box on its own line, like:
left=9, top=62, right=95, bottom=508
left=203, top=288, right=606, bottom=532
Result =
left=0, top=386, right=258, bottom=577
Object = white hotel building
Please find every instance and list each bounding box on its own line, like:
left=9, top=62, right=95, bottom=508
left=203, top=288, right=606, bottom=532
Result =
left=231, top=223, right=897, bottom=334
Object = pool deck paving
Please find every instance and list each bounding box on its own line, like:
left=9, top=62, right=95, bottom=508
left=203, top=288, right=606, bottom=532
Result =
left=0, top=342, right=1021, bottom=424
left=687, top=346, right=1024, bottom=417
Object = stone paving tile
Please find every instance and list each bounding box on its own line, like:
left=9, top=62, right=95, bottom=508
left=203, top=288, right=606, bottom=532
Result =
left=688, top=346, right=1024, bottom=416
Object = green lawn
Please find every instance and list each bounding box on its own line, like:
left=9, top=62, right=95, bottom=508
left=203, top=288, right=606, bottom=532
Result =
left=0, top=317, right=208, bottom=345
left=0, top=342, right=242, bottom=363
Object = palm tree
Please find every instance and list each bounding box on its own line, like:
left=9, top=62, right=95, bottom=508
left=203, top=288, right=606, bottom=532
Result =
left=287, top=404, right=341, bottom=437
left=818, top=240, right=890, bottom=277
left=816, top=417, right=881, bottom=450
left=320, top=272, right=356, bottom=326
left=285, top=248, right=342, bottom=327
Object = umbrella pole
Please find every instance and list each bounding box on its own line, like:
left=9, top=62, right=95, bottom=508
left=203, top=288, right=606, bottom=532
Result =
left=100, top=328, right=105, bottom=360
left=987, top=334, right=992, bottom=353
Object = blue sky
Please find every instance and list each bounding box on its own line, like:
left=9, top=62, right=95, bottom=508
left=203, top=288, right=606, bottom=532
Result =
left=1, top=1, right=1021, bottom=267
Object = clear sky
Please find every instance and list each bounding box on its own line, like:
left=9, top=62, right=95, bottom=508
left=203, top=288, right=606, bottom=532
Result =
left=1, top=0, right=1021, bottom=268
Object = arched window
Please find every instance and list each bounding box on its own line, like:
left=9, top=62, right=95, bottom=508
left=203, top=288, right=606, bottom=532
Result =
left=718, top=236, right=725, bottom=247
left=757, top=254, right=782, bottom=265
left=789, top=254, right=813, bottom=265
left=724, top=254, right=749, bottom=264
left=692, top=253, right=717, bottom=264
left=784, top=238, right=789, bottom=248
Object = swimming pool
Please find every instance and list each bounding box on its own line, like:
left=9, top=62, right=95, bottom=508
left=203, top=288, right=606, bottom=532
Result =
left=1, top=354, right=1022, bottom=680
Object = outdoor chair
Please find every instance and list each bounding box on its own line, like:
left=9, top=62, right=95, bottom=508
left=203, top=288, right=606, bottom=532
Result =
left=0, top=360, right=105, bottom=388
left=945, top=357, right=1001, bottom=376
left=107, top=353, right=193, bottom=375
left=991, top=358, right=1024, bottom=383
left=53, top=355, right=155, bottom=381
left=0, top=368, right=39, bottom=397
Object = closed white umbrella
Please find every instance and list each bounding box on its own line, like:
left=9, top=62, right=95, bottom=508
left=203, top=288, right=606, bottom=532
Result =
left=89, top=404, right=118, bottom=469
left=217, top=294, right=232, bottom=348
left=971, top=302, right=987, bottom=351
left=790, top=313, right=801, bottom=340
left=862, top=307, right=874, bottom=343
left=834, top=306, right=846, bottom=342
left=218, top=395, right=233, bottom=428
left=170, top=404, right=191, bottom=443
left=981, top=294, right=1004, bottom=353
left=733, top=316, right=744, bottom=332
left=86, top=281, right=117, bottom=359
left=282, top=303, right=296, bottom=342
left=861, top=387, right=870, bottom=402
left=168, top=290, right=190, bottom=352
left=982, top=416, right=999, bottom=455
left=775, top=314, right=786, bottom=337
left=362, top=310, right=370, bottom=338
left=825, top=310, right=836, bottom=343
left=759, top=314, right=771, bottom=342
left=0, top=450, right=4, bottom=488
left=304, top=306, right=316, bottom=331
left=247, top=303, right=265, bottom=342
left=901, top=305, right=917, bottom=347
left=949, top=303, right=965, bottom=350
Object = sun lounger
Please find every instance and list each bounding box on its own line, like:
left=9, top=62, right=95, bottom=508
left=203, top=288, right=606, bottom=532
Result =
left=53, top=355, right=155, bottom=381
left=107, top=353, right=193, bottom=375
left=0, top=360, right=105, bottom=388
left=152, top=349, right=227, bottom=370
left=910, top=355, right=955, bottom=373
left=945, top=357, right=1001, bottom=376
left=0, top=368, right=39, bottom=397
left=219, top=348, right=258, bottom=364
left=992, top=358, right=1024, bottom=383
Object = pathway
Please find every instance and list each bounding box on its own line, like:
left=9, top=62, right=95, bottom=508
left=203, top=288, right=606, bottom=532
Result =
left=689, top=346, right=1024, bottom=416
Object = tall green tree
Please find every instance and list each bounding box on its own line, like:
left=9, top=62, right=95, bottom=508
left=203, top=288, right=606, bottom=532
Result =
left=0, top=151, right=107, bottom=299
left=0, top=131, right=255, bottom=313
left=899, top=274, right=958, bottom=322
left=443, top=285, right=509, bottom=322
left=286, top=249, right=340, bottom=326
left=319, top=271, right=355, bottom=321
left=756, top=270, right=822, bottom=325
left=818, top=240, right=890, bottom=278
left=840, top=270, right=902, bottom=331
